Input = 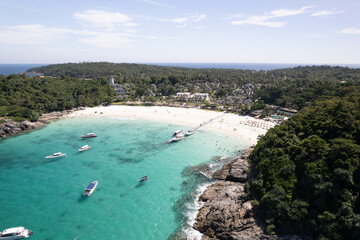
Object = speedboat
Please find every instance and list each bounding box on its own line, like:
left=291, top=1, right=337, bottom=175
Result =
left=139, top=176, right=148, bottom=183
left=185, top=129, right=196, bottom=136
left=78, top=145, right=91, bottom=152
left=44, top=152, right=66, bottom=159
left=84, top=181, right=98, bottom=196
left=173, top=130, right=183, bottom=136
left=81, top=133, right=97, bottom=138
left=0, top=226, right=33, bottom=239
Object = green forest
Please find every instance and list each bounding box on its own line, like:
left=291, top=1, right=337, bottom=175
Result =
left=248, top=86, right=360, bottom=239
left=29, top=62, right=360, bottom=110
left=0, top=74, right=114, bottom=121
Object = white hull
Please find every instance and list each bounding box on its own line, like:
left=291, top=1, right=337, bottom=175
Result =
left=78, top=145, right=91, bottom=152
left=0, top=227, right=33, bottom=239
left=44, top=153, right=66, bottom=159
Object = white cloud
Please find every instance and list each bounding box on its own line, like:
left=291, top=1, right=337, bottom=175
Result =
left=193, top=14, right=206, bottom=22
left=231, top=6, right=312, bottom=28
left=0, top=24, right=73, bottom=44
left=311, top=8, right=344, bottom=17
left=140, top=0, right=173, bottom=8
left=74, top=10, right=136, bottom=30
left=175, top=24, right=187, bottom=29
left=79, top=33, right=132, bottom=48
left=339, top=28, right=360, bottom=35
left=158, top=13, right=206, bottom=26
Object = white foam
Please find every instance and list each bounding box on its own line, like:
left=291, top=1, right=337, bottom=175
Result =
left=182, top=182, right=213, bottom=240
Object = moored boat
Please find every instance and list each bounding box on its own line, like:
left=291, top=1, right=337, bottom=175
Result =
left=81, top=133, right=97, bottom=138
left=185, top=129, right=196, bottom=136
left=166, top=136, right=185, bottom=143
left=0, top=226, right=33, bottom=239
left=173, top=130, right=183, bottom=137
left=44, top=152, right=66, bottom=159
left=139, top=176, right=148, bottom=183
left=78, top=145, right=91, bottom=152
left=84, top=181, right=98, bottom=196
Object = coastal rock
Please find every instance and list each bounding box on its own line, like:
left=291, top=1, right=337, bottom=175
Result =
left=0, top=107, right=83, bottom=138
left=212, top=158, right=249, bottom=183
left=0, top=119, right=45, bottom=138
left=194, top=181, right=264, bottom=240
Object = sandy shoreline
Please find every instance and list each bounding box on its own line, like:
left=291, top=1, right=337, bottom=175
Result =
left=68, top=105, right=276, bottom=145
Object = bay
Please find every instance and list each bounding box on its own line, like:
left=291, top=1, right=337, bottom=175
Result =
left=0, top=116, right=247, bottom=240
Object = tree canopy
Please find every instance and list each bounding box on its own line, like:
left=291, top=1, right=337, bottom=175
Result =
left=248, top=86, right=360, bottom=239
left=0, top=74, right=114, bottom=121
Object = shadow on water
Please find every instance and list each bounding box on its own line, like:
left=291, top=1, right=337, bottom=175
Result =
left=78, top=195, right=88, bottom=203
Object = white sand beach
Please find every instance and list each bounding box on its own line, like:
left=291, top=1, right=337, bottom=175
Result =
left=68, top=105, right=276, bottom=145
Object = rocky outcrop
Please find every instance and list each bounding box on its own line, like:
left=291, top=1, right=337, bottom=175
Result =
left=194, top=181, right=266, bottom=240
left=0, top=119, right=44, bottom=138
left=194, top=148, right=276, bottom=240
left=0, top=107, right=84, bottom=138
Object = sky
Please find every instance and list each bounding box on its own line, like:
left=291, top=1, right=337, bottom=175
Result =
left=0, top=0, right=359, bottom=64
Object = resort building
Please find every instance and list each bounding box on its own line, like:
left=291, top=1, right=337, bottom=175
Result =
left=175, top=92, right=210, bottom=102
left=109, top=77, right=126, bottom=100
left=176, top=92, right=191, bottom=99
left=277, top=107, right=298, bottom=116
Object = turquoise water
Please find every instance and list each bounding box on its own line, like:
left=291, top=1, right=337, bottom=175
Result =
left=0, top=116, right=248, bottom=240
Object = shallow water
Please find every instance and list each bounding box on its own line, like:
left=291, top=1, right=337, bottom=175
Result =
left=0, top=116, right=248, bottom=240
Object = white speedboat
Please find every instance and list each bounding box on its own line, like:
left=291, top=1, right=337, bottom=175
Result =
left=84, top=181, right=98, bottom=196
left=81, top=133, right=97, bottom=138
left=185, top=129, right=196, bottom=136
left=173, top=130, right=183, bottom=137
left=0, top=226, right=33, bottom=239
left=78, top=145, right=91, bottom=152
left=44, top=152, right=66, bottom=159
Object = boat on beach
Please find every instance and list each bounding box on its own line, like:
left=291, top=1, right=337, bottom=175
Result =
left=78, top=145, right=91, bottom=152
left=0, top=226, right=33, bottom=239
left=81, top=133, right=97, bottom=138
left=44, top=152, right=66, bottom=159
left=84, top=181, right=98, bottom=196
left=185, top=129, right=196, bottom=136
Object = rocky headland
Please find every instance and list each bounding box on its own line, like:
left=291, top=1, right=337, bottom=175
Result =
left=0, top=108, right=84, bottom=138
left=194, top=149, right=301, bottom=240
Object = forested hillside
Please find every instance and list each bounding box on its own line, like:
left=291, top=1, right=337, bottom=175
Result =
left=248, top=86, right=360, bottom=239
left=0, top=74, right=114, bottom=121
left=28, top=62, right=360, bottom=109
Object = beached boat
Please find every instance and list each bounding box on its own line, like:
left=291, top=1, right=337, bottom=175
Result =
left=84, top=181, right=98, bottom=196
left=81, top=133, right=97, bottom=138
left=139, top=176, right=148, bottom=183
left=78, top=145, right=91, bottom=152
left=44, top=152, right=66, bottom=159
left=0, top=226, right=33, bottom=239
left=185, top=129, right=196, bottom=136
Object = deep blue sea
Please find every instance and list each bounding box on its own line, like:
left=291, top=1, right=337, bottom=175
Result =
left=0, top=64, right=47, bottom=75
left=0, top=116, right=248, bottom=240
left=1, top=63, right=359, bottom=75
